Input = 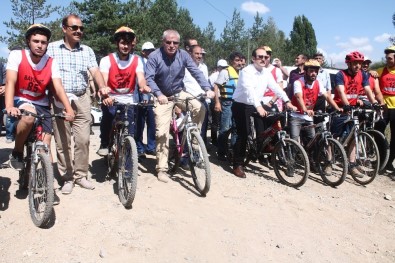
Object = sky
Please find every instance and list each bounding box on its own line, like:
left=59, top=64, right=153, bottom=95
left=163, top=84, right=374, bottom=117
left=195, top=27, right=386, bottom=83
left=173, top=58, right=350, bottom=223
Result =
left=0, top=0, right=394, bottom=68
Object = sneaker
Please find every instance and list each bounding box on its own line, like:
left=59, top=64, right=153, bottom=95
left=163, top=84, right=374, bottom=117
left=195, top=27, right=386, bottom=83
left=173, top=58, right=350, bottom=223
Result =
left=75, top=177, right=95, bottom=190
left=217, top=154, right=227, bottom=161
left=157, top=171, right=169, bottom=183
left=61, top=180, right=74, bottom=194
left=96, top=146, right=109, bottom=156
left=180, top=157, right=189, bottom=170
left=145, top=150, right=156, bottom=156
left=53, top=191, right=60, bottom=205
left=385, top=163, right=395, bottom=172
left=6, top=138, right=14, bottom=144
left=9, top=152, right=24, bottom=171
left=138, top=152, right=146, bottom=159
left=350, top=167, right=364, bottom=178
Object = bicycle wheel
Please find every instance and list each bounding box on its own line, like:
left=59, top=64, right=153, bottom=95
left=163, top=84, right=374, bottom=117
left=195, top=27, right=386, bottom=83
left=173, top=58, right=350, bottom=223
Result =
left=117, top=136, right=138, bottom=209
left=189, top=131, right=211, bottom=196
left=223, top=128, right=234, bottom=164
left=367, top=130, right=389, bottom=173
left=348, top=132, right=379, bottom=185
left=316, top=138, right=348, bottom=187
left=271, top=138, right=309, bottom=188
left=28, top=152, right=54, bottom=228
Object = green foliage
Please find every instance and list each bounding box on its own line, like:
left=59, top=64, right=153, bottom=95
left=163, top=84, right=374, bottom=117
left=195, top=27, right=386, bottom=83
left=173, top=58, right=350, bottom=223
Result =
left=288, top=15, right=317, bottom=60
left=0, top=0, right=61, bottom=50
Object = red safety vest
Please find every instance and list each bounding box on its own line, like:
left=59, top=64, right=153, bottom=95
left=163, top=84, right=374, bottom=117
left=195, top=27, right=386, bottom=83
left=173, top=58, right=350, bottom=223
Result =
left=107, top=53, right=138, bottom=94
left=379, top=67, right=395, bottom=96
left=334, top=70, right=364, bottom=106
left=291, top=78, right=320, bottom=113
left=15, top=50, right=52, bottom=101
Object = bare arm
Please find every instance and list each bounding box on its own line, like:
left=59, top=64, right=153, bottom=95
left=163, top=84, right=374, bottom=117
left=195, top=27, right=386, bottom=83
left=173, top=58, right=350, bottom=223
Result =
left=335, top=85, right=350, bottom=106
left=4, top=70, right=18, bottom=115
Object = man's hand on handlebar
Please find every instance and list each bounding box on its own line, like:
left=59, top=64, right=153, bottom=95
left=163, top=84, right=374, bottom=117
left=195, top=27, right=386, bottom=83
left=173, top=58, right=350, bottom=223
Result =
left=102, top=97, right=115, bottom=107
left=98, top=86, right=111, bottom=98
left=256, top=106, right=267, bottom=117
left=6, top=106, right=21, bottom=117
left=205, top=90, right=215, bottom=99
left=140, top=85, right=151, bottom=94
left=63, top=109, right=75, bottom=122
left=285, top=102, right=297, bottom=111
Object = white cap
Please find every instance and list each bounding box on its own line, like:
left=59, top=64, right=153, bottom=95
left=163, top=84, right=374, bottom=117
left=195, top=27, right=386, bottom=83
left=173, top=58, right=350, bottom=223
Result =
left=201, top=48, right=207, bottom=54
left=217, top=59, right=228, bottom=67
left=364, top=56, right=372, bottom=63
left=142, top=42, right=155, bottom=50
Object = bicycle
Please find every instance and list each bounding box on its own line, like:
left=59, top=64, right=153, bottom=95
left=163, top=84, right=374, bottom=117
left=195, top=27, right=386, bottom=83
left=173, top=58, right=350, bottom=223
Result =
left=13, top=109, right=65, bottom=227
left=225, top=109, right=310, bottom=188
left=168, top=93, right=211, bottom=196
left=106, top=100, right=150, bottom=209
left=337, top=105, right=380, bottom=185
left=357, top=102, right=389, bottom=173
left=300, top=111, right=348, bottom=187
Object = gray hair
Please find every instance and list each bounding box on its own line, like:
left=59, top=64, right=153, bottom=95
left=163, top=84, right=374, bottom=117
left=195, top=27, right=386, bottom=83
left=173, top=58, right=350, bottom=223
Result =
left=162, top=29, right=180, bottom=41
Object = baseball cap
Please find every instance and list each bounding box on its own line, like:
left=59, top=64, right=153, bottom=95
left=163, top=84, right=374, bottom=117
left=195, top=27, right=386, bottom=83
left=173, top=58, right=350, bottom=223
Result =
left=217, top=59, right=228, bottom=67
left=363, top=56, right=372, bottom=63
left=202, top=48, right=207, bottom=54
left=142, top=42, right=155, bottom=51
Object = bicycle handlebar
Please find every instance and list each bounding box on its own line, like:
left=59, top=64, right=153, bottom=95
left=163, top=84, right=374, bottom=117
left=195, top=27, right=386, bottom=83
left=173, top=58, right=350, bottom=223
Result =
left=19, top=109, right=66, bottom=120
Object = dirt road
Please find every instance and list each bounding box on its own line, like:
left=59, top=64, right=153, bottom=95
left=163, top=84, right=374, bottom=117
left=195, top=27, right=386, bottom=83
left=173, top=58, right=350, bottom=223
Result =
left=0, top=131, right=394, bottom=263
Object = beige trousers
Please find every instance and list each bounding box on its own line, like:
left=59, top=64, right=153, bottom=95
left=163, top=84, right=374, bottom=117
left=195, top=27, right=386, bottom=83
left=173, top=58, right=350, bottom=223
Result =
left=154, top=91, right=206, bottom=172
left=52, top=93, right=91, bottom=181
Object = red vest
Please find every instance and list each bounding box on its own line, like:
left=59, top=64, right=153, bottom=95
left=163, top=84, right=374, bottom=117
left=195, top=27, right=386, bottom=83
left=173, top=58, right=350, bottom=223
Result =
left=379, top=67, right=395, bottom=96
left=15, top=50, right=52, bottom=101
left=263, top=67, right=277, bottom=96
left=333, top=70, right=364, bottom=106
left=368, top=75, right=375, bottom=91
left=107, top=54, right=138, bottom=94
left=291, top=78, right=320, bottom=113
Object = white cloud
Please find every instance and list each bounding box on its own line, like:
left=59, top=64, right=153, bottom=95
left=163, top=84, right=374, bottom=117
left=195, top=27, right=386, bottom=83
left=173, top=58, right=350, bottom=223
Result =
left=374, top=33, right=392, bottom=43
left=241, top=1, right=270, bottom=15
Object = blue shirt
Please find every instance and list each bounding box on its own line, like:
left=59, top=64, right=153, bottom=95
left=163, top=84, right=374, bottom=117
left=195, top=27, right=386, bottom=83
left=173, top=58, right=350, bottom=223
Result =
left=145, top=47, right=210, bottom=97
left=47, top=39, right=99, bottom=94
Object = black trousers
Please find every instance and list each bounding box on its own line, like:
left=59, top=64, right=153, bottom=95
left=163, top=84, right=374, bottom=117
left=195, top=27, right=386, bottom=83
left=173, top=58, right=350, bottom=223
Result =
left=375, top=107, right=395, bottom=165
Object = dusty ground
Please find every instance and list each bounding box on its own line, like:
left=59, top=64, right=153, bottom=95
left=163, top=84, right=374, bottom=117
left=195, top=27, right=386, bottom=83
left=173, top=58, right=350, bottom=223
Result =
left=0, top=128, right=394, bottom=263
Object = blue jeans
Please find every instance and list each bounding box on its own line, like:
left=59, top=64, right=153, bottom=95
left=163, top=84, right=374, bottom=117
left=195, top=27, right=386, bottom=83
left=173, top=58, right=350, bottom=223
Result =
left=289, top=116, right=315, bottom=146
left=217, top=100, right=237, bottom=156
left=135, top=105, right=156, bottom=154
left=100, top=104, right=135, bottom=147
left=200, top=100, right=209, bottom=145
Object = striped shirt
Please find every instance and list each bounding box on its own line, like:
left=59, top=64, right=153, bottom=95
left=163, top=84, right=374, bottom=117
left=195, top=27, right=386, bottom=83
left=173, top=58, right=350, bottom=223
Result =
left=47, top=39, right=98, bottom=94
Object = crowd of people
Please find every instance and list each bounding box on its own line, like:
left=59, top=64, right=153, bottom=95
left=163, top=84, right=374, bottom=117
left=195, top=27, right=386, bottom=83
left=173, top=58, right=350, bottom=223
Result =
left=2, top=13, right=395, bottom=205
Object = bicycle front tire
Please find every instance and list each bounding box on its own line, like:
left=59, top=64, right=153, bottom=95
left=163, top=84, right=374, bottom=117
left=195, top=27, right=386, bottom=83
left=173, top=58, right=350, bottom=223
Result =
left=348, top=132, right=379, bottom=185
left=317, top=138, right=348, bottom=187
left=189, top=131, right=211, bottom=196
left=28, top=152, right=54, bottom=228
left=272, top=138, right=309, bottom=188
left=118, top=136, right=138, bottom=209
left=367, top=130, right=389, bottom=173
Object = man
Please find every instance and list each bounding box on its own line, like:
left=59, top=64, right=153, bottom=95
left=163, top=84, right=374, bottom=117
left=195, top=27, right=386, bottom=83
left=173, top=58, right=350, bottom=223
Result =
left=231, top=47, right=295, bottom=178
left=361, top=57, right=384, bottom=104
left=286, top=54, right=308, bottom=99
left=313, top=52, right=332, bottom=111
left=184, top=38, right=198, bottom=53
left=289, top=59, right=341, bottom=145
left=183, top=45, right=209, bottom=144
left=375, top=45, right=395, bottom=172
left=0, top=60, right=5, bottom=138
left=47, top=14, right=109, bottom=194
left=331, top=51, right=378, bottom=178
left=208, top=59, right=228, bottom=146
left=135, top=41, right=156, bottom=159
left=213, top=51, right=244, bottom=161
left=97, top=26, right=150, bottom=159
left=5, top=24, right=74, bottom=170
left=145, top=29, right=214, bottom=183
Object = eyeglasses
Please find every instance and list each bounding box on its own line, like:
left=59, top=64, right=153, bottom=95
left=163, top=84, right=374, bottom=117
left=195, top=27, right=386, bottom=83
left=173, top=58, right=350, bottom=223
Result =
left=165, top=41, right=180, bottom=45
left=255, top=55, right=270, bottom=60
left=66, top=25, right=84, bottom=32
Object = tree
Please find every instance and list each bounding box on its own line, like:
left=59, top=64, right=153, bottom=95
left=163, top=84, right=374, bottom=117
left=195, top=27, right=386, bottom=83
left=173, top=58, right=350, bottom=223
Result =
left=390, top=12, right=395, bottom=44
left=219, top=9, right=247, bottom=59
left=0, top=0, right=61, bottom=50
left=288, top=15, right=317, bottom=61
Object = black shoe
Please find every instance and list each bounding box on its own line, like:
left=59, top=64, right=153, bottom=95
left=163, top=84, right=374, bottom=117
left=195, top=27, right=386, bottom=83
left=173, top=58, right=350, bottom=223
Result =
left=385, top=163, right=395, bottom=172
left=145, top=150, right=156, bottom=156
left=53, top=191, right=60, bottom=205
left=217, top=154, right=227, bottom=161
left=9, top=151, right=24, bottom=171
left=138, top=152, right=146, bottom=161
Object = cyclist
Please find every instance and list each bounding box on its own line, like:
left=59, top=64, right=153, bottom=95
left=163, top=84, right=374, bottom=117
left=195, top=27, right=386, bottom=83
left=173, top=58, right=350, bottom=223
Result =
left=145, top=29, right=214, bottom=183
left=331, top=51, right=378, bottom=178
left=374, top=45, right=395, bottom=172
left=231, top=47, right=296, bottom=178
left=97, top=26, right=151, bottom=156
left=361, top=57, right=384, bottom=105
left=5, top=24, right=74, bottom=171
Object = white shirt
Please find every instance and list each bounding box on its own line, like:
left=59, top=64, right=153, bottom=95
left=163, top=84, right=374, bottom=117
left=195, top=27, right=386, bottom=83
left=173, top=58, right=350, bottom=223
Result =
left=291, top=77, right=326, bottom=121
left=7, top=49, right=61, bottom=106
left=99, top=53, right=144, bottom=104
left=233, top=64, right=289, bottom=108
left=184, top=63, right=208, bottom=97
left=317, top=68, right=331, bottom=92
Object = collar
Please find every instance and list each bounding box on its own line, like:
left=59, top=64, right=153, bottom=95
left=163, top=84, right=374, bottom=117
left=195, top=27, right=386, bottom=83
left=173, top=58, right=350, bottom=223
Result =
left=59, top=38, right=82, bottom=51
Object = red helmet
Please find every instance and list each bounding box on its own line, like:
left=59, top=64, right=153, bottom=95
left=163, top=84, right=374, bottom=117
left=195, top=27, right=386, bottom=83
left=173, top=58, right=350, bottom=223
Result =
left=345, top=51, right=364, bottom=63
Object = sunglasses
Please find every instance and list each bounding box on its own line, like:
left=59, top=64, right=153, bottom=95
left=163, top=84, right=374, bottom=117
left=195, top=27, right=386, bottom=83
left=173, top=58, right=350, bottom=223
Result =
left=66, top=25, right=84, bottom=32
left=256, top=55, right=270, bottom=60
left=165, top=41, right=180, bottom=45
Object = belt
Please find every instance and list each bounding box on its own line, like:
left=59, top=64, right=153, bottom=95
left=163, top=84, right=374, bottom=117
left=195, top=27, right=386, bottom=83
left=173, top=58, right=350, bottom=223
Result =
left=72, top=90, right=86, bottom=97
